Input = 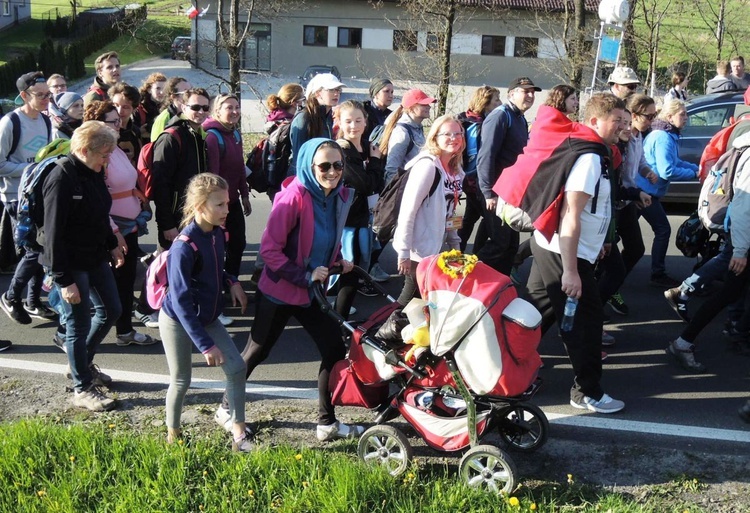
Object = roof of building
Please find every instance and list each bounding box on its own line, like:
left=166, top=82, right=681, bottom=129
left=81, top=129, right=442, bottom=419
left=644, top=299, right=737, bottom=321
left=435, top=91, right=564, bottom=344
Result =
left=371, top=0, right=599, bottom=13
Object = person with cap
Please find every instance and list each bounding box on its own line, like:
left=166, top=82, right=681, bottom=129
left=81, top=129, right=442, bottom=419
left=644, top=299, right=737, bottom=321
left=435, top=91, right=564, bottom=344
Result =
left=363, top=77, right=394, bottom=143
left=84, top=51, right=122, bottom=107
left=289, top=73, right=345, bottom=176
left=475, top=76, right=538, bottom=276
left=378, top=88, right=435, bottom=185
left=49, top=91, right=84, bottom=140
left=706, top=60, right=740, bottom=94
left=607, top=66, right=640, bottom=100
left=0, top=71, right=55, bottom=326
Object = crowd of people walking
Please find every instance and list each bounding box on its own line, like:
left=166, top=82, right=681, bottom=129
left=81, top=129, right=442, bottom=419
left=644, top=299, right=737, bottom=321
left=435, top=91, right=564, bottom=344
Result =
left=0, top=53, right=748, bottom=449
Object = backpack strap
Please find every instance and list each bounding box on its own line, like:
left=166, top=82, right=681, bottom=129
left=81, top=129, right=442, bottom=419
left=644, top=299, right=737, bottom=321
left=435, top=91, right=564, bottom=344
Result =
left=7, top=111, right=52, bottom=160
left=206, top=128, right=226, bottom=158
left=175, top=234, right=198, bottom=251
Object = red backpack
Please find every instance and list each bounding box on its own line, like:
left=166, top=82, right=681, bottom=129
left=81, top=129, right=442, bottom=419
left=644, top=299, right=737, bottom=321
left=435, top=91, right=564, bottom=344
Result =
left=137, top=127, right=181, bottom=199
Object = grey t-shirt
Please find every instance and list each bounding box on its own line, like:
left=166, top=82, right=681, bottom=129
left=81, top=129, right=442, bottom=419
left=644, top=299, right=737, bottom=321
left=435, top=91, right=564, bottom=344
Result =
left=0, top=108, right=52, bottom=203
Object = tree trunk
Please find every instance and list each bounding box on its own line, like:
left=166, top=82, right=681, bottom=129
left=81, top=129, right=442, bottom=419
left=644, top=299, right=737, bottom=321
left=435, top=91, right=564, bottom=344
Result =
left=228, top=0, right=241, bottom=96
left=715, top=0, right=725, bottom=62
left=436, top=0, right=455, bottom=115
left=623, top=0, right=639, bottom=71
left=571, top=0, right=586, bottom=89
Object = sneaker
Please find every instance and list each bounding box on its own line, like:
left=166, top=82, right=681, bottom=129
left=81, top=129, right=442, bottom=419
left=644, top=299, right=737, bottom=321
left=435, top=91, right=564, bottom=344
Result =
left=570, top=393, right=624, bottom=414
left=607, top=293, right=629, bottom=316
left=0, top=292, right=32, bottom=325
left=135, top=310, right=159, bottom=328
left=116, top=330, right=157, bottom=346
left=218, top=314, right=234, bottom=326
left=369, top=263, right=390, bottom=283
left=140, top=251, right=156, bottom=266
left=72, top=385, right=116, bottom=412
left=0, top=339, right=11, bottom=352
left=22, top=300, right=57, bottom=320
left=664, top=287, right=690, bottom=323
left=357, top=281, right=378, bottom=297
left=316, top=421, right=365, bottom=441
left=650, top=273, right=680, bottom=288
left=665, top=340, right=707, bottom=373
left=215, top=405, right=232, bottom=432
left=601, top=331, right=616, bottom=347
left=52, top=332, right=66, bottom=353
left=67, top=363, right=113, bottom=387
left=232, top=433, right=255, bottom=452
left=725, top=328, right=750, bottom=355
left=739, top=401, right=750, bottom=423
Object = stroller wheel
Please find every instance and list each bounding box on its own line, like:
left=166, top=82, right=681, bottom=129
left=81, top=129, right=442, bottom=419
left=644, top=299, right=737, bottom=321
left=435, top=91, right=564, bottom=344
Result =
left=497, top=403, right=549, bottom=452
left=357, top=425, right=413, bottom=477
left=459, top=445, right=517, bottom=494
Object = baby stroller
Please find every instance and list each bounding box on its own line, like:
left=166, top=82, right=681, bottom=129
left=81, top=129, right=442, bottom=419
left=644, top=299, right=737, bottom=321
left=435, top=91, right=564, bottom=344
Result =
left=315, top=252, right=547, bottom=494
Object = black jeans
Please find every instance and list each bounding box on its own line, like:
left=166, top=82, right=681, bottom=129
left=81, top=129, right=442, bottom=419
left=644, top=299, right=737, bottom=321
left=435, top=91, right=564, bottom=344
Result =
left=5, top=200, right=43, bottom=304
left=458, top=187, right=485, bottom=252
left=397, top=260, right=420, bottom=306
left=616, top=202, right=645, bottom=276
left=476, top=200, right=519, bottom=276
left=596, top=243, right=627, bottom=304
left=526, top=237, right=604, bottom=402
left=224, top=200, right=246, bottom=278
left=112, top=231, right=139, bottom=334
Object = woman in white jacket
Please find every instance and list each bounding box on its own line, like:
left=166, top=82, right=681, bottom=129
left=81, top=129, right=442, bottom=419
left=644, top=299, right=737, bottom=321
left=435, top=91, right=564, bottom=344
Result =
left=393, top=114, right=465, bottom=305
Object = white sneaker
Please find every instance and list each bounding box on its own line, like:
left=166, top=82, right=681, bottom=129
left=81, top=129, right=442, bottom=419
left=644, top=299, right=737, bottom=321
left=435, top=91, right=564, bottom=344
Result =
left=316, top=421, right=365, bottom=441
left=135, top=310, right=159, bottom=329
left=218, top=314, right=234, bottom=326
left=570, top=393, right=624, bottom=414
left=369, top=263, right=390, bottom=283
left=72, top=385, right=116, bottom=411
left=214, top=406, right=232, bottom=432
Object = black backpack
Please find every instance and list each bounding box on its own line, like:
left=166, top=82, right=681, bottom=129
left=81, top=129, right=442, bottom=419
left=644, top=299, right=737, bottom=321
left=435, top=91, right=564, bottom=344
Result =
left=372, top=157, right=440, bottom=243
left=246, top=122, right=292, bottom=193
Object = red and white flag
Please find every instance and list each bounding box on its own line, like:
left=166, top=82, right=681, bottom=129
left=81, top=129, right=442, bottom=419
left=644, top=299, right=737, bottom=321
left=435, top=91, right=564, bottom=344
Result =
left=186, top=4, right=209, bottom=18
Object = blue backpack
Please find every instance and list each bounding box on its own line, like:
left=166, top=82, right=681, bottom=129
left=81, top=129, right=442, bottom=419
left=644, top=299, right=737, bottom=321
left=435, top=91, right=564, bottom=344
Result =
left=463, top=121, right=481, bottom=176
left=14, top=155, right=67, bottom=250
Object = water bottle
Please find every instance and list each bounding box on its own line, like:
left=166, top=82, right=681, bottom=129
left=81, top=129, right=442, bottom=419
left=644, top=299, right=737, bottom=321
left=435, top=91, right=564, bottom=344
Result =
left=415, top=392, right=434, bottom=410
left=560, top=296, right=578, bottom=332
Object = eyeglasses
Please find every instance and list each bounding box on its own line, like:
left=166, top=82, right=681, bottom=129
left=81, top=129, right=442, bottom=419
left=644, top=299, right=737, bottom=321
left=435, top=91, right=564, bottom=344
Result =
left=49, top=83, right=66, bottom=90
left=438, top=132, right=464, bottom=139
left=187, top=104, right=210, bottom=112
left=314, top=161, right=344, bottom=172
left=103, top=118, right=121, bottom=125
left=625, top=84, right=638, bottom=91
left=638, top=112, right=656, bottom=120
left=27, top=91, right=53, bottom=100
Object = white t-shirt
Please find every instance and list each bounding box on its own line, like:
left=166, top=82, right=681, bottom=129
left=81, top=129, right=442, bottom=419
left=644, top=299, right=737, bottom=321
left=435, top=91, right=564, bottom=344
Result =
left=534, top=153, right=611, bottom=264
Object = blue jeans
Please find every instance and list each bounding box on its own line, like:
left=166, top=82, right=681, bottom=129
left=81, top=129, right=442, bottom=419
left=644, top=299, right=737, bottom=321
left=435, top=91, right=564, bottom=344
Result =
left=638, top=198, right=671, bottom=277
left=56, top=261, right=122, bottom=392
left=681, top=239, right=732, bottom=294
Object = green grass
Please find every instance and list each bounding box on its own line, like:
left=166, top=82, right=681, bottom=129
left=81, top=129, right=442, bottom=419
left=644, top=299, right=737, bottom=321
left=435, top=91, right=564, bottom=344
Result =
left=0, top=419, right=712, bottom=512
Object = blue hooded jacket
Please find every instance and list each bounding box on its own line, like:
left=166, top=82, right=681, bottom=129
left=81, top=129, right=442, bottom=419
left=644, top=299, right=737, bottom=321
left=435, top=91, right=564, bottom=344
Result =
left=638, top=120, right=698, bottom=198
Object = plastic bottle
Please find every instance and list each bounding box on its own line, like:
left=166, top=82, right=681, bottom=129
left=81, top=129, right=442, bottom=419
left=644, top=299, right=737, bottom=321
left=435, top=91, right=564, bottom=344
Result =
left=560, top=296, right=578, bottom=332
left=415, top=392, right=433, bottom=410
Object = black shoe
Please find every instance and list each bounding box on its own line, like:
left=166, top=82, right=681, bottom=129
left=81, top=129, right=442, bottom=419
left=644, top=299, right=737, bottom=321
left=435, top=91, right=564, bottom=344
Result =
left=23, top=300, right=57, bottom=320
left=725, top=328, right=750, bottom=355
left=0, top=339, right=11, bottom=352
left=357, top=281, right=378, bottom=297
left=0, top=292, right=32, bottom=325
left=651, top=273, right=681, bottom=288
left=607, top=293, right=629, bottom=316
left=664, top=287, right=690, bottom=323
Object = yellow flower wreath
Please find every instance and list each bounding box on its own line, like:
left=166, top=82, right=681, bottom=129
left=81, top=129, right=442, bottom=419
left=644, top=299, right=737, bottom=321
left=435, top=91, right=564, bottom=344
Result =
left=436, top=250, right=478, bottom=279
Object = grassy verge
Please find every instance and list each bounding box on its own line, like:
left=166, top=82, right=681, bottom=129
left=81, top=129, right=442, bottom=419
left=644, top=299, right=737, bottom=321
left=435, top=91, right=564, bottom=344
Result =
left=0, top=418, right=710, bottom=512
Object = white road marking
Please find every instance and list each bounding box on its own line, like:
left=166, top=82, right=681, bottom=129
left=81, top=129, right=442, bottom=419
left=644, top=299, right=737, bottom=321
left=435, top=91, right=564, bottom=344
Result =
left=2, top=358, right=748, bottom=442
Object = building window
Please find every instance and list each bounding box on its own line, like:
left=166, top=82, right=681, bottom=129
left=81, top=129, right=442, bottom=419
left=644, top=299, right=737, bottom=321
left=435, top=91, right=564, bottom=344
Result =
left=2, top=0, right=9, bottom=16
left=337, top=27, right=362, bottom=48
left=303, top=25, right=328, bottom=47
left=216, top=23, right=272, bottom=72
left=481, top=35, right=506, bottom=56
left=393, top=30, right=417, bottom=52
left=425, top=32, right=443, bottom=54
left=514, top=37, right=538, bottom=58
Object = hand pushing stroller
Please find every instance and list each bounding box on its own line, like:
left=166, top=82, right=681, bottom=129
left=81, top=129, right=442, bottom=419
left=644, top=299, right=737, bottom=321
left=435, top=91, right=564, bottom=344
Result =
left=316, top=251, right=548, bottom=494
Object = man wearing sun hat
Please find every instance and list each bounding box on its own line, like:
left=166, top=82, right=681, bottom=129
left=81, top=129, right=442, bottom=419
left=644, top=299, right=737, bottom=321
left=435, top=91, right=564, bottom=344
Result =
left=475, top=76, right=539, bottom=275
left=0, top=71, right=54, bottom=325
left=607, top=66, right=640, bottom=100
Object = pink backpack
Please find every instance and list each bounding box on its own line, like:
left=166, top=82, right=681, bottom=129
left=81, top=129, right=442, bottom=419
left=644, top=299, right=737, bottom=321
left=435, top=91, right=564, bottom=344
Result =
left=145, top=235, right=198, bottom=309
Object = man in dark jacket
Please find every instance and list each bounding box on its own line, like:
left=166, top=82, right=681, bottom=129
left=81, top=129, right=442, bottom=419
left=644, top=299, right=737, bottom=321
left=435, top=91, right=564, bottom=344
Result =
left=151, top=87, right=209, bottom=249
left=83, top=52, right=122, bottom=107
left=475, top=76, right=538, bottom=275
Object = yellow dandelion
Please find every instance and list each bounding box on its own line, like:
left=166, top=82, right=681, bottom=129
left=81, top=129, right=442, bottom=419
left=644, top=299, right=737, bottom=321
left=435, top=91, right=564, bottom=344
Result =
left=202, top=470, right=208, bottom=477
left=508, top=496, right=520, bottom=507
left=177, top=439, right=184, bottom=445
left=530, top=504, right=537, bottom=511
left=295, top=453, right=303, bottom=461
left=37, top=490, right=46, bottom=497
left=69, top=456, right=75, bottom=462
left=248, top=489, right=254, bottom=497
left=199, top=505, right=204, bottom=511
left=108, top=424, right=115, bottom=429
left=567, top=473, right=574, bottom=484
left=302, top=481, right=309, bottom=488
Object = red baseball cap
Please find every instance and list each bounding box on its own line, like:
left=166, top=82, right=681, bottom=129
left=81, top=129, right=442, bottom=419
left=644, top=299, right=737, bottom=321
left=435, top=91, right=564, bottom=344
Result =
left=402, top=89, right=436, bottom=109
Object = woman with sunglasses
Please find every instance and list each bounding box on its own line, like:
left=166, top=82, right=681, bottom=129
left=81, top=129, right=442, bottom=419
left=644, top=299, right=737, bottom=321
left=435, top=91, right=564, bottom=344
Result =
left=393, top=114, right=465, bottom=305
left=214, top=138, right=364, bottom=442
left=638, top=99, right=699, bottom=288
left=83, top=101, right=155, bottom=348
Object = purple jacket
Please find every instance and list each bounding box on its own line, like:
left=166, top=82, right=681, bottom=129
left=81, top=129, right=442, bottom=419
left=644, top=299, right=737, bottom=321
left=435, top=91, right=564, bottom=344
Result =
left=203, top=118, right=249, bottom=204
left=258, top=177, right=353, bottom=306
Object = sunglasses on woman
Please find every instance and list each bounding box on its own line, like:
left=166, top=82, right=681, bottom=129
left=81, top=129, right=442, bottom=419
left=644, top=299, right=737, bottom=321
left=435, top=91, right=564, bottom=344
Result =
left=314, top=161, right=344, bottom=172
left=187, top=104, right=210, bottom=112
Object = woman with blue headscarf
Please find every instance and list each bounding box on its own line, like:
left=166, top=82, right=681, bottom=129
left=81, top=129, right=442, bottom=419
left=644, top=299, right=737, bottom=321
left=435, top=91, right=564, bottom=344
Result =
left=214, top=138, right=364, bottom=442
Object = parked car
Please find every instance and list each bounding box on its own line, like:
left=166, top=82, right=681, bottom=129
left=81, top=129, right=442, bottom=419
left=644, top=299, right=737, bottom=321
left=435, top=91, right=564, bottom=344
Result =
left=662, top=91, right=750, bottom=206
left=171, top=36, right=191, bottom=60
left=299, top=65, right=341, bottom=89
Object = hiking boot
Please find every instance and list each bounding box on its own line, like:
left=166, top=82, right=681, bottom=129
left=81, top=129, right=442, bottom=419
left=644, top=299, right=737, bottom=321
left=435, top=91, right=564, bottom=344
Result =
left=739, top=401, right=750, bottom=423
left=0, top=339, right=11, bottom=352
left=607, top=293, right=629, bottom=316
left=665, top=340, right=707, bottom=373
left=66, top=363, right=113, bottom=387
left=601, top=330, right=616, bottom=347
left=664, top=287, right=690, bottom=323
left=570, top=393, right=625, bottom=414
left=316, top=421, right=365, bottom=441
left=22, top=300, right=57, bottom=320
left=116, top=330, right=157, bottom=346
left=1, top=292, right=32, bottom=325
left=357, top=281, right=378, bottom=297
left=72, top=385, right=116, bottom=412
left=134, top=309, right=159, bottom=328
left=369, top=263, right=390, bottom=283
left=52, top=331, right=66, bottom=353
left=650, top=273, right=680, bottom=288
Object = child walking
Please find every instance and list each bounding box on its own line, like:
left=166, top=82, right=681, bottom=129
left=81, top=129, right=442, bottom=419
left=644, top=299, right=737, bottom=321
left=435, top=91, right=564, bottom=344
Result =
left=159, top=173, right=251, bottom=451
